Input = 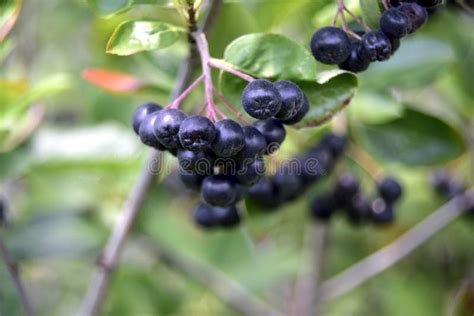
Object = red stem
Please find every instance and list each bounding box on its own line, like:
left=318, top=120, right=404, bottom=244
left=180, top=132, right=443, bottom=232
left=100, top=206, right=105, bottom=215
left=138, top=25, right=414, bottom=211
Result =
left=169, top=75, right=204, bottom=109
left=209, top=59, right=255, bottom=82
left=213, top=88, right=251, bottom=124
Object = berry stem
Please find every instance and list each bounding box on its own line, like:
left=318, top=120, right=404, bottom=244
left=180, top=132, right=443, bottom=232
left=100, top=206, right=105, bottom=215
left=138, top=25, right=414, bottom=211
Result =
left=333, top=0, right=368, bottom=39
left=193, top=31, right=219, bottom=121
left=213, top=88, right=251, bottom=124
left=169, top=75, right=204, bottom=109
left=382, top=0, right=390, bottom=9
left=209, top=58, right=255, bottom=82
left=343, top=7, right=371, bottom=32
left=346, top=143, right=384, bottom=180
left=214, top=104, right=228, bottom=119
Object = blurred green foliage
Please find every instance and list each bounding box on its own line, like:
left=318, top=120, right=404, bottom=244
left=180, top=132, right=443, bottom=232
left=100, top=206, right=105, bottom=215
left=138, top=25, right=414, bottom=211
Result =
left=0, top=0, right=473, bottom=315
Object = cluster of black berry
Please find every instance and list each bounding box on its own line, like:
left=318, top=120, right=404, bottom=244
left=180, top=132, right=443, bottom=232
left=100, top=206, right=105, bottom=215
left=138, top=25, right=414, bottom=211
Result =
left=310, top=0, right=441, bottom=73
left=131, top=78, right=309, bottom=230
left=431, top=170, right=474, bottom=215
left=311, top=174, right=403, bottom=226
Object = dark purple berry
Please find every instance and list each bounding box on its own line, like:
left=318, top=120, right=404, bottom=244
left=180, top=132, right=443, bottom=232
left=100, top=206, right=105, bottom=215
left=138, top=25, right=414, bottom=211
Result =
left=254, top=119, right=286, bottom=155
left=154, top=108, right=187, bottom=149
left=179, top=115, right=216, bottom=152
left=310, top=193, right=337, bottom=221
left=370, top=198, right=395, bottom=224
left=378, top=177, right=403, bottom=203
left=339, top=42, right=371, bottom=73
left=179, top=172, right=207, bottom=191
left=389, top=37, right=401, bottom=55
left=211, top=119, right=245, bottom=158
left=274, top=80, right=304, bottom=121
left=272, top=166, right=304, bottom=202
left=380, top=8, right=411, bottom=39
left=236, top=158, right=266, bottom=187
left=138, top=112, right=166, bottom=150
left=303, top=147, right=333, bottom=183
left=359, top=31, right=393, bottom=62
left=281, top=93, right=310, bottom=125
left=333, top=172, right=360, bottom=207
left=202, top=175, right=238, bottom=207
left=213, top=205, right=241, bottom=227
left=241, top=79, right=282, bottom=119
left=319, top=133, right=348, bottom=158
left=346, top=194, right=371, bottom=224
left=310, top=26, right=352, bottom=65
left=398, top=3, right=428, bottom=33
left=194, top=203, right=217, bottom=229
left=177, top=149, right=215, bottom=175
left=132, top=102, right=162, bottom=135
left=235, top=126, right=267, bottom=161
left=246, top=177, right=281, bottom=210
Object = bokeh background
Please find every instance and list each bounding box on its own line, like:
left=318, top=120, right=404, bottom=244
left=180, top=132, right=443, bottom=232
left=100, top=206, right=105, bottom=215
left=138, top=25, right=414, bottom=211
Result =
left=0, top=0, right=473, bottom=315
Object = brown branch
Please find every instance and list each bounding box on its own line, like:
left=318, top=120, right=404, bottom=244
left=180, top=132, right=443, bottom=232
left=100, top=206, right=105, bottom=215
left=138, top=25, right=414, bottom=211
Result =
left=289, top=222, right=330, bottom=316
left=321, top=188, right=474, bottom=301
left=137, top=237, right=283, bottom=316
left=80, top=2, right=223, bottom=315
left=0, top=237, right=35, bottom=316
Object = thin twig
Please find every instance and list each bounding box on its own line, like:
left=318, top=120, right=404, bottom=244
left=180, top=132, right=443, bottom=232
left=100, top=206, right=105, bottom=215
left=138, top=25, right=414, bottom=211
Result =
left=213, top=88, right=251, bottom=124
left=169, top=75, right=204, bottom=109
left=0, top=237, right=35, bottom=316
left=321, top=189, right=474, bottom=301
left=289, top=222, right=329, bottom=316
left=138, top=237, right=283, bottom=316
left=209, top=58, right=255, bottom=82
left=346, top=142, right=384, bottom=181
left=80, top=2, right=223, bottom=315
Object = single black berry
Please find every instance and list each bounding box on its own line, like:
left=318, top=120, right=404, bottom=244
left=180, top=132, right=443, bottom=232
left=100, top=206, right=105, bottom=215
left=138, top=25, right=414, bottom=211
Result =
left=213, top=205, right=241, bottom=227
left=194, top=203, right=217, bottom=229
left=281, top=93, right=310, bottom=125
left=132, top=102, right=162, bottom=135
left=274, top=80, right=304, bottom=121
left=177, top=149, right=215, bottom=175
left=378, top=177, right=403, bottom=203
left=246, top=177, right=281, bottom=210
left=154, top=108, right=187, bottom=149
left=417, top=0, right=442, bottom=7
left=138, top=112, right=166, bottom=150
left=211, top=119, right=245, bottom=157
left=303, top=147, right=333, bottom=183
left=346, top=194, right=371, bottom=224
left=236, top=158, right=266, bottom=187
left=179, top=172, right=207, bottom=191
left=310, top=26, right=352, bottom=65
left=389, top=37, right=401, bottom=55
left=333, top=172, right=360, bottom=207
left=179, top=115, right=216, bottom=152
left=202, top=175, right=238, bottom=207
left=398, top=3, right=428, bottom=33
left=370, top=198, right=395, bottom=224
left=380, top=8, right=411, bottom=39
left=254, top=119, right=286, bottom=155
left=235, top=126, right=267, bottom=161
left=359, top=31, right=393, bottom=62
left=339, top=42, right=371, bottom=73
left=319, top=133, right=348, bottom=158
left=272, top=166, right=304, bottom=202
left=241, top=79, right=282, bottom=119
left=310, top=193, right=337, bottom=221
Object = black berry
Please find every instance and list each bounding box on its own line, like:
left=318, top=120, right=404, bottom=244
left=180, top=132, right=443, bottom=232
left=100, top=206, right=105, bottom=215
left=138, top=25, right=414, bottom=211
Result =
left=389, top=37, right=401, bottom=55
left=370, top=198, right=395, bottom=224
left=339, top=42, right=371, bottom=73
left=319, top=133, right=348, bottom=158
left=236, top=158, right=266, bottom=187
left=398, top=3, right=428, bottom=33
left=213, top=205, right=241, bottom=227
left=179, top=172, right=207, bottom=191
left=138, top=112, right=166, bottom=150
left=303, top=147, right=333, bottom=183
left=281, top=93, right=310, bottom=125
left=154, top=108, right=187, bottom=149
left=359, top=31, right=392, bottom=62
left=333, top=172, right=360, bottom=207
left=235, top=126, right=267, bottom=161
left=241, top=79, right=282, bottom=119
left=194, top=203, right=217, bottom=229
left=202, top=175, right=238, bottom=207
left=246, top=177, right=281, bottom=210
left=272, top=166, right=304, bottom=202
left=346, top=194, right=371, bottom=224
left=179, top=115, right=216, bottom=152
left=177, top=149, right=215, bottom=175
left=274, top=80, right=304, bottom=121
left=254, top=119, right=286, bottom=155
left=310, top=193, right=337, bottom=221
left=132, top=102, right=162, bottom=135
left=310, top=26, right=352, bottom=65
left=417, top=0, right=442, bottom=7
left=378, top=177, right=403, bottom=203
left=380, top=8, right=411, bottom=39
left=211, top=119, right=245, bottom=157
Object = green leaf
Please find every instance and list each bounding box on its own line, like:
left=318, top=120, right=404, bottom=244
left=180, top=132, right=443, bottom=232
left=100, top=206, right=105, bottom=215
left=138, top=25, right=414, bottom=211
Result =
left=359, top=0, right=382, bottom=29
left=360, top=37, right=455, bottom=88
left=0, top=0, right=21, bottom=42
left=352, top=108, right=466, bottom=166
left=88, top=0, right=170, bottom=17
left=348, top=92, right=404, bottom=124
left=295, top=70, right=358, bottom=128
left=223, top=33, right=317, bottom=81
left=106, top=20, right=185, bottom=56
left=0, top=38, right=13, bottom=63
